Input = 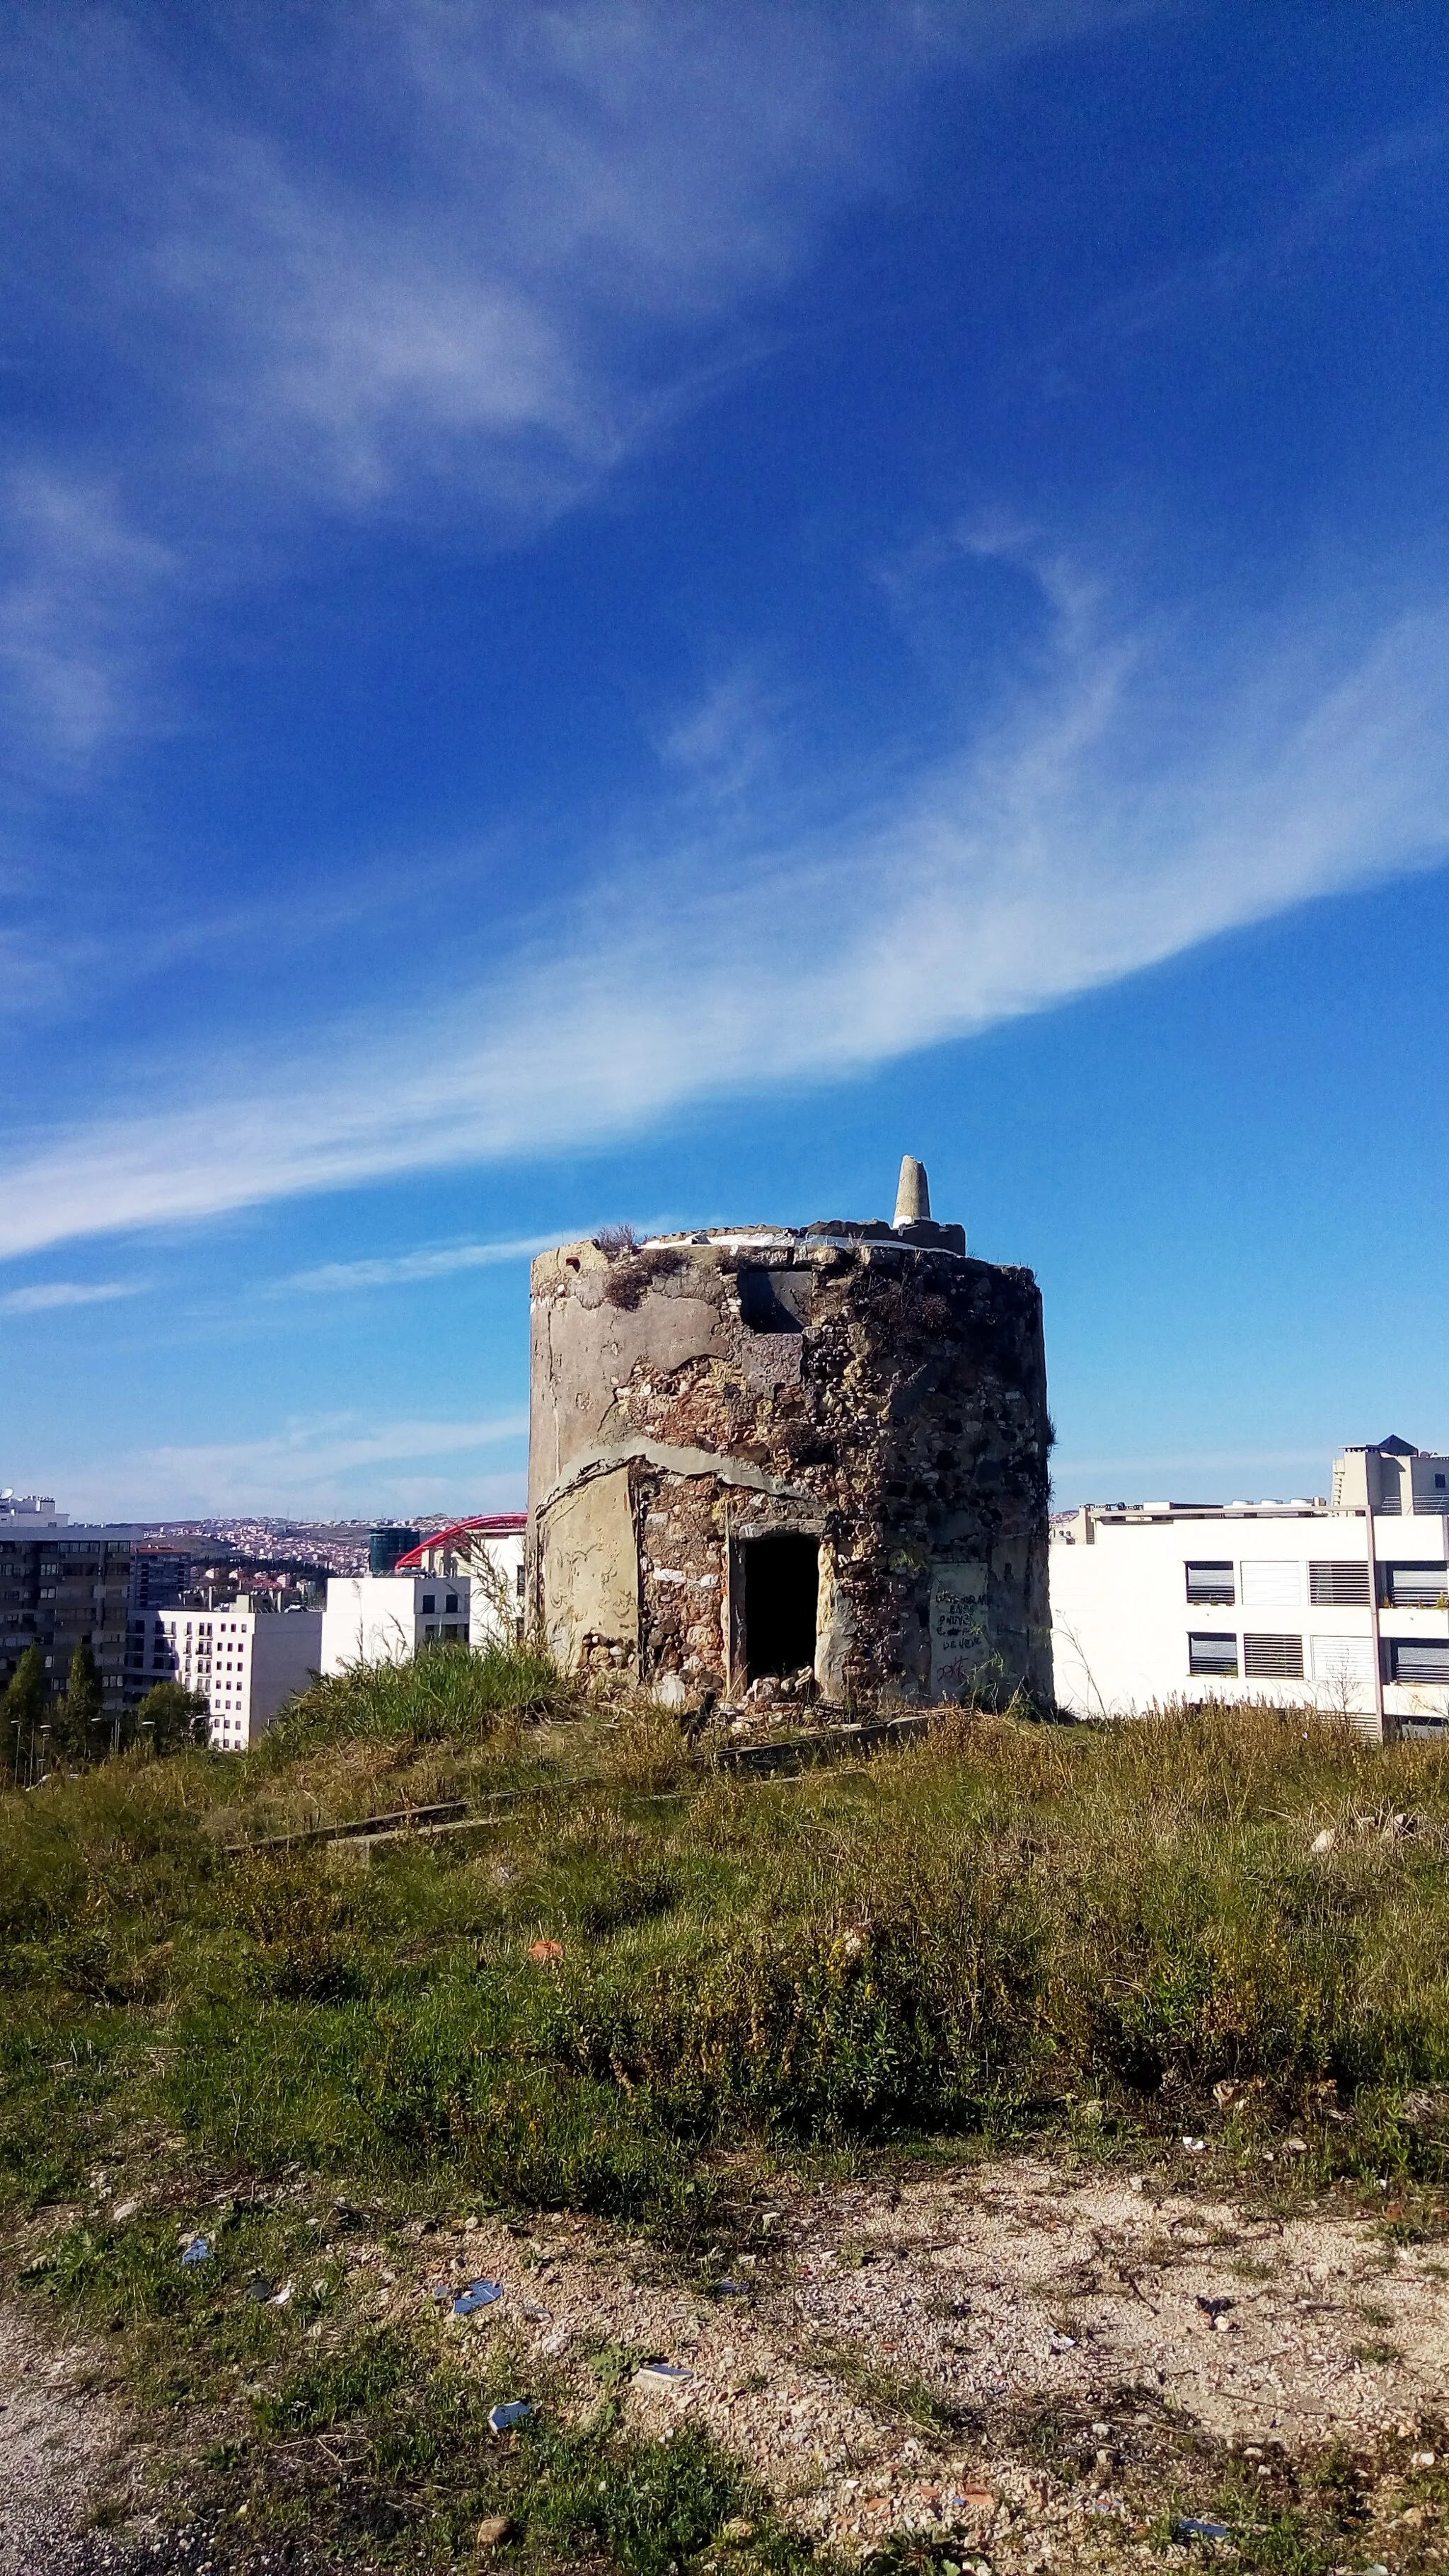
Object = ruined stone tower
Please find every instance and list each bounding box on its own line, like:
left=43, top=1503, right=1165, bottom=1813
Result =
left=527, top=1160, right=1052, bottom=1707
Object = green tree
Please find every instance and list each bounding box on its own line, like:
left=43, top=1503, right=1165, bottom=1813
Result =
left=2, top=1645, right=49, bottom=1781
left=52, top=1639, right=104, bottom=1764
left=132, top=1680, right=209, bottom=1755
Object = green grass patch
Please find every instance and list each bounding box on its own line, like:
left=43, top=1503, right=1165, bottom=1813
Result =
left=6, top=1664, right=1449, bottom=2563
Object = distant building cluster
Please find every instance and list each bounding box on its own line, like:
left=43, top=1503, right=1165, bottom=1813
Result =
left=2, top=1496, right=527, bottom=1760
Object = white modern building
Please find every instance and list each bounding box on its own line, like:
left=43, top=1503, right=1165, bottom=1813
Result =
left=154, top=1600, right=323, bottom=1752
left=393, top=1516, right=526, bottom=1642
left=1051, top=1437, right=1449, bottom=1740
left=0, top=1491, right=66, bottom=1528
left=320, top=1571, right=474, bottom=1675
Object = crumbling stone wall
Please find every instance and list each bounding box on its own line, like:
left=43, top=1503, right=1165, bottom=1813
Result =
left=527, top=1217, right=1052, bottom=1709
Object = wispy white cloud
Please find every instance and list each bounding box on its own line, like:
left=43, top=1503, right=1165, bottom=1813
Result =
left=1, top=550, right=1447, bottom=1257
left=0, top=471, right=175, bottom=766
left=279, top=1237, right=554, bottom=1294
left=66, top=1409, right=529, bottom=1521
left=0, top=1278, right=142, bottom=1315
left=0, top=0, right=1153, bottom=782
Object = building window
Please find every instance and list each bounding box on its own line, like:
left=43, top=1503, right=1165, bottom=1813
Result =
left=1385, top=1565, right=1449, bottom=1609
left=1240, top=1561, right=1302, bottom=1609
left=1310, top=1635, right=1373, bottom=1691
left=1189, top=1633, right=1238, bottom=1677
left=1309, top=1561, right=1370, bottom=1607
left=1391, top=1641, right=1449, bottom=1685
left=1185, top=1562, right=1235, bottom=1605
left=1243, top=1632, right=1305, bottom=1680
left=446, top=1593, right=458, bottom=1613
left=422, top=1593, right=436, bottom=1613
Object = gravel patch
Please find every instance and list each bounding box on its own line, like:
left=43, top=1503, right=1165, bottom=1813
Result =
left=8, top=2159, right=1449, bottom=2568
left=378, top=2158, right=1449, bottom=2553
left=0, top=2297, right=146, bottom=2575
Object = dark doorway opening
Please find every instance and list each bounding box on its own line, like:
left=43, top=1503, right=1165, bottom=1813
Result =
left=738, top=1267, right=810, bottom=1334
left=742, top=1533, right=819, bottom=1680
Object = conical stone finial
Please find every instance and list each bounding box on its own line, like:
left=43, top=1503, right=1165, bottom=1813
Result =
left=893, top=1155, right=930, bottom=1228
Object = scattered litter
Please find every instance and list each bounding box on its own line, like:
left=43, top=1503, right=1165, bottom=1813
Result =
left=1196, top=2296, right=1234, bottom=2321
left=957, top=2488, right=995, bottom=2512
left=488, top=2401, right=533, bottom=2432
left=476, top=2516, right=514, bottom=2548
left=180, top=2237, right=211, bottom=2265
left=1310, top=1827, right=1338, bottom=1854
left=1174, top=2518, right=1230, bottom=2541
left=716, top=2279, right=749, bottom=2296
left=112, top=2198, right=140, bottom=2224
left=270, top=2281, right=294, bottom=2307
left=245, top=2274, right=275, bottom=2303
left=1285, top=2137, right=1308, bottom=2154
left=454, top=2280, right=504, bottom=2317
left=1180, top=2136, right=1206, bottom=2153
left=636, top=2359, right=693, bottom=2386
left=1049, top=2331, right=1078, bottom=2352
left=529, top=1939, right=564, bottom=1963
left=1412, top=2452, right=1438, bottom=2468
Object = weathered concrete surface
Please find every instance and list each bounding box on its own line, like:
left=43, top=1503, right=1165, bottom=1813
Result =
left=537, top=1465, right=640, bottom=1671
left=528, top=1216, right=1051, bottom=1706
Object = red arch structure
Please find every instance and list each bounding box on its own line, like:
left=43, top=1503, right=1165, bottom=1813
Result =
left=393, top=1514, right=526, bottom=1571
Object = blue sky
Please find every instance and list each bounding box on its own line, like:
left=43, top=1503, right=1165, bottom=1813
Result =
left=3, top=0, right=1448, bottom=1522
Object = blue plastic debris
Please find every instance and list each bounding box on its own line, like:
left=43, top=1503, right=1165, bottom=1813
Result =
left=488, top=2401, right=532, bottom=2432
left=180, top=2237, right=211, bottom=2266
left=453, top=2279, right=504, bottom=2317
left=1175, top=2519, right=1230, bottom=2542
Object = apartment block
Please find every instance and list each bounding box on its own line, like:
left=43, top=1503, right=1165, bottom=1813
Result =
left=155, top=1600, right=322, bottom=1751
left=0, top=1524, right=133, bottom=1724
left=393, top=1517, right=525, bottom=1641
left=1051, top=1436, right=1449, bottom=1739
left=320, top=1572, right=473, bottom=1675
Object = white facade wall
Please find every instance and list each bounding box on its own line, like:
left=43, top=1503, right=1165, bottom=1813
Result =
left=402, top=1527, right=525, bottom=1643
left=158, top=1602, right=322, bottom=1751
left=320, top=1571, right=474, bottom=1676
left=1051, top=1474, right=1449, bottom=1738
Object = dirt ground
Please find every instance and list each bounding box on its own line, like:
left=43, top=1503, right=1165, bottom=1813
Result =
left=413, top=2156, right=1449, bottom=2555
left=0, top=2295, right=146, bottom=2575
left=6, top=2156, right=1449, bottom=2569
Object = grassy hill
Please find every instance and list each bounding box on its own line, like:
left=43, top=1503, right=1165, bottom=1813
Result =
left=4, top=1656, right=1449, bottom=2568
